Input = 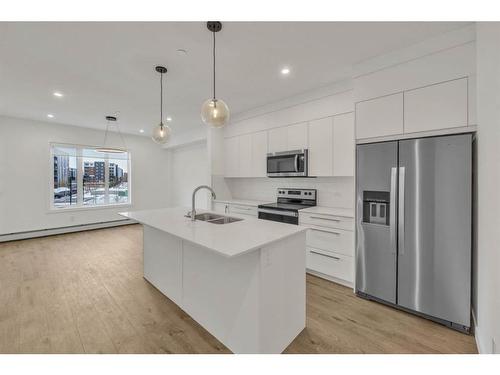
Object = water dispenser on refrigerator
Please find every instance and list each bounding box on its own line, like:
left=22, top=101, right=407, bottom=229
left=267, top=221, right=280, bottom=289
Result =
left=362, top=191, right=390, bottom=226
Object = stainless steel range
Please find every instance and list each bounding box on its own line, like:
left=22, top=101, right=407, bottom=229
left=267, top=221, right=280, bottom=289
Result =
left=258, top=188, right=317, bottom=225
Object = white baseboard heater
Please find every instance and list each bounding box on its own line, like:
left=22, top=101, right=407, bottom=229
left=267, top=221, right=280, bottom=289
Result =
left=0, top=219, right=135, bottom=242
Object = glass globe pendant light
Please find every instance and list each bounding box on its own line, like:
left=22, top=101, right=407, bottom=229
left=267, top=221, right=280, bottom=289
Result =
left=151, top=66, right=171, bottom=145
left=201, top=21, right=230, bottom=128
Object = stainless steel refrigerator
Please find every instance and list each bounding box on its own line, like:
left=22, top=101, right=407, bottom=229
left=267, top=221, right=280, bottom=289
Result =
left=356, top=134, right=472, bottom=333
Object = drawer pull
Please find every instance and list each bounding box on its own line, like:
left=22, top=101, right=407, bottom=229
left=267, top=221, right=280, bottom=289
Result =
left=310, top=216, right=340, bottom=222
left=232, top=206, right=252, bottom=211
left=311, top=228, right=340, bottom=235
left=310, top=250, right=341, bottom=260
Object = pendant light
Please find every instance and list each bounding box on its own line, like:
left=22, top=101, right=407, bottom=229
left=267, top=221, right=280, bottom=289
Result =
left=201, top=21, right=230, bottom=128
left=96, top=115, right=127, bottom=154
left=152, top=66, right=171, bottom=144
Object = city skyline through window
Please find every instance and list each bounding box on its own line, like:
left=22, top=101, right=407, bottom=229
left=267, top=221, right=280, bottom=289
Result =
left=51, top=144, right=130, bottom=209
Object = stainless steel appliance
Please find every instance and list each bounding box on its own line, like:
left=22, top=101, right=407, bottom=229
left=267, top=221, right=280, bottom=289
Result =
left=267, top=149, right=308, bottom=177
left=258, top=188, right=316, bottom=224
left=356, top=134, right=472, bottom=333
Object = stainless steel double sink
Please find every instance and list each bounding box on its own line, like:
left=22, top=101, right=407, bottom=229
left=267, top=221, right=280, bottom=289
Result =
left=185, top=212, right=243, bottom=224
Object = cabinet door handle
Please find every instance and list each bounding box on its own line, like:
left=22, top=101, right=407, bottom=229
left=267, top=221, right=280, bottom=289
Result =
left=311, top=228, right=340, bottom=235
left=310, top=250, right=340, bottom=260
left=232, top=206, right=252, bottom=211
left=310, top=216, right=340, bottom=222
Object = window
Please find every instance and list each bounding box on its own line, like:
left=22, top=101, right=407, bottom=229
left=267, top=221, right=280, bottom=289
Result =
left=51, top=144, right=130, bottom=209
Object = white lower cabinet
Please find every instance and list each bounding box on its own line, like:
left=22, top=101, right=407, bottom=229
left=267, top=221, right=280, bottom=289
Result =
left=300, top=211, right=354, bottom=287
left=212, top=202, right=258, bottom=219
left=227, top=204, right=258, bottom=218
left=306, top=248, right=353, bottom=285
left=300, top=212, right=354, bottom=231
left=306, top=225, right=354, bottom=257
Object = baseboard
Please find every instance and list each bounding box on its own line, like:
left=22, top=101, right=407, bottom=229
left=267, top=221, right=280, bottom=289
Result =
left=306, top=269, right=353, bottom=288
left=472, top=309, right=487, bottom=354
left=0, top=219, right=136, bottom=242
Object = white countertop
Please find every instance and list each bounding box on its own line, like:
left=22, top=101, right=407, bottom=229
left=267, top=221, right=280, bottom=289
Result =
left=300, top=206, right=354, bottom=218
left=120, top=207, right=306, bottom=258
left=213, top=198, right=270, bottom=207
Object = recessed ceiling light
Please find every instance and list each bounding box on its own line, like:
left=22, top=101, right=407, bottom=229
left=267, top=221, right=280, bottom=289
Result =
left=139, top=129, right=144, bottom=133
left=53, top=92, right=64, bottom=97
left=47, top=114, right=54, bottom=118
left=166, top=116, right=172, bottom=122
left=281, top=67, right=290, bottom=75
left=176, top=48, right=188, bottom=56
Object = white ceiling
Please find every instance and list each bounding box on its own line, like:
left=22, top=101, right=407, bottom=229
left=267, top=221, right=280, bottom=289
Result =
left=0, top=22, right=469, bottom=137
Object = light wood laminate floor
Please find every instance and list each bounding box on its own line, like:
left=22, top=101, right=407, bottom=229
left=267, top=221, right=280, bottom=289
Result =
left=0, top=224, right=477, bottom=354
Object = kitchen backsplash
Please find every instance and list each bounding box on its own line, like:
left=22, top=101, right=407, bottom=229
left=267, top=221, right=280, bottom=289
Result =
left=214, top=176, right=354, bottom=208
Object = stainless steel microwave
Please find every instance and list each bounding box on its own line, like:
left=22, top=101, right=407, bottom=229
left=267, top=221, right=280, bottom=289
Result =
left=267, top=149, right=308, bottom=177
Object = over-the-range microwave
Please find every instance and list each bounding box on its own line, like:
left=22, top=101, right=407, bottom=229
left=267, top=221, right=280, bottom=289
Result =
left=266, top=149, right=308, bottom=177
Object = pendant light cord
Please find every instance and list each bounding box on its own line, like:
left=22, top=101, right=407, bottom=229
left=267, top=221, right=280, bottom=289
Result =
left=102, top=117, right=127, bottom=151
left=160, top=71, right=164, bottom=128
left=103, top=120, right=109, bottom=147
left=213, top=30, right=216, bottom=101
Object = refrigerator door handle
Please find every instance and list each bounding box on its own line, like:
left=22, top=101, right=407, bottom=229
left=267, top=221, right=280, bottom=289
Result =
left=398, top=166, right=406, bottom=255
left=390, top=167, right=397, bottom=254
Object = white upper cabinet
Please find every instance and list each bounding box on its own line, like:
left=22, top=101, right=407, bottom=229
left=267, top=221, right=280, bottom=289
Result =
left=355, top=93, right=404, bottom=139
left=268, top=122, right=308, bottom=153
left=224, top=137, right=239, bottom=177
left=268, top=127, right=288, bottom=153
left=224, top=131, right=268, bottom=178
left=333, top=113, right=354, bottom=176
left=287, top=122, right=308, bottom=150
left=308, top=117, right=333, bottom=177
left=238, top=134, right=252, bottom=176
left=404, top=78, right=468, bottom=134
left=251, top=131, right=268, bottom=177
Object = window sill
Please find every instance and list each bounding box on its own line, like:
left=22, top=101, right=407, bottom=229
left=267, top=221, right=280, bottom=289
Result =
left=47, top=203, right=132, bottom=214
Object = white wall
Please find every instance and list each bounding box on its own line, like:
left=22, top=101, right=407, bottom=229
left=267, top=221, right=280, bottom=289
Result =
left=0, top=116, right=170, bottom=236
left=168, top=141, right=210, bottom=210
left=474, top=22, right=500, bottom=354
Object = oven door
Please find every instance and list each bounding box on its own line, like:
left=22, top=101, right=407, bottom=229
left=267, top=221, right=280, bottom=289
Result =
left=258, top=208, right=299, bottom=225
left=267, top=150, right=307, bottom=177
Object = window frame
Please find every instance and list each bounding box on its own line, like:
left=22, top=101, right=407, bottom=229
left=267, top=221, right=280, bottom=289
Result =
left=48, top=142, right=132, bottom=212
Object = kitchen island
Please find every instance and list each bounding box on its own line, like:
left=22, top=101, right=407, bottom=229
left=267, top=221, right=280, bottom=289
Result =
left=119, top=207, right=307, bottom=354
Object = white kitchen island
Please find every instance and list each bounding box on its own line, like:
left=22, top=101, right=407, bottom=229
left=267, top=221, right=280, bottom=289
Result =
left=120, top=207, right=307, bottom=354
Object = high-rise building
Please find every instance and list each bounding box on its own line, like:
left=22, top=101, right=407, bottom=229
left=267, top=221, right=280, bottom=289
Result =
left=53, top=155, right=69, bottom=187
left=94, top=161, right=105, bottom=181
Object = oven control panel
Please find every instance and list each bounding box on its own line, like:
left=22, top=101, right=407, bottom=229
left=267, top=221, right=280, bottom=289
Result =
left=277, top=188, right=316, bottom=200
